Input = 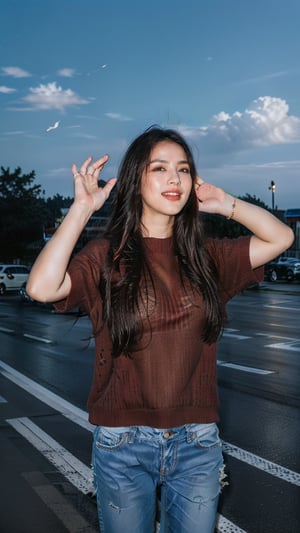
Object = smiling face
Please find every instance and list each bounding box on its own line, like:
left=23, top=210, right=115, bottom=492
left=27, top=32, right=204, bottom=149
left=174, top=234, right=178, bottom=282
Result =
left=140, top=141, right=193, bottom=235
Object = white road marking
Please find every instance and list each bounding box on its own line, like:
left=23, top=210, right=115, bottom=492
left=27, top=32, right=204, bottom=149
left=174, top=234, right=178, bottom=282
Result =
left=0, top=394, right=7, bottom=403
left=263, top=304, right=300, bottom=311
left=6, top=417, right=243, bottom=533
left=216, top=514, right=247, bottom=533
left=23, top=333, right=53, bottom=344
left=257, top=332, right=300, bottom=341
left=0, top=326, right=14, bottom=333
left=6, top=417, right=93, bottom=494
left=255, top=333, right=300, bottom=352
left=1, top=361, right=299, bottom=489
left=223, top=328, right=253, bottom=340
left=0, top=360, right=93, bottom=432
left=268, top=322, right=293, bottom=328
left=265, top=342, right=300, bottom=352
left=217, top=360, right=274, bottom=375
left=222, top=441, right=300, bottom=486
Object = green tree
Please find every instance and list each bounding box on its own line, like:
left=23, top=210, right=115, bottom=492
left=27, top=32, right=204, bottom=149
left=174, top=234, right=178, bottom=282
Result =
left=0, top=167, right=47, bottom=261
left=45, top=194, right=72, bottom=227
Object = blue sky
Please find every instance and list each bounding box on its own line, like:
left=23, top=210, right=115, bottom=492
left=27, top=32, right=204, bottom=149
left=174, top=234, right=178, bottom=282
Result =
left=1, top=0, right=300, bottom=210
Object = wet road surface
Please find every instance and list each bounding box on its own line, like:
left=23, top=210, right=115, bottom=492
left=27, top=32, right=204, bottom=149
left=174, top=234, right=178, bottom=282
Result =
left=0, top=283, right=299, bottom=532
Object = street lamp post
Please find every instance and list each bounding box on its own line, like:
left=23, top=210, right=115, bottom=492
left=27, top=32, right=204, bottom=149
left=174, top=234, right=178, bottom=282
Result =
left=268, top=180, right=276, bottom=210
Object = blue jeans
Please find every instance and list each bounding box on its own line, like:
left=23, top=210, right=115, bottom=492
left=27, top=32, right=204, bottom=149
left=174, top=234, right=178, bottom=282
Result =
left=92, top=423, right=225, bottom=532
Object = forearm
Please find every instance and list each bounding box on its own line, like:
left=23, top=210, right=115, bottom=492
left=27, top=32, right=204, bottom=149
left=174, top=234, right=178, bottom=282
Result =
left=226, top=195, right=294, bottom=268
left=27, top=202, right=93, bottom=302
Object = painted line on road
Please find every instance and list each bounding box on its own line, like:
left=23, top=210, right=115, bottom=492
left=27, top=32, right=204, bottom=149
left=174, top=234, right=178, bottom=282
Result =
left=222, top=441, right=300, bottom=486
left=2, top=360, right=299, bottom=487
left=0, top=328, right=53, bottom=344
left=0, top=360, right=93, bottom=432
left=6, top=417, right=93, bottom=494
left=257, top=333, right=300, bottom=341
left=216, top=514, right=247, bottom=533
left=217, top=360, right=274, bottom=375
left=255, top=333, right=300, bottom=352
left=0, top=326, right=14, bottom=333
left=6, top=415, right=244, bottom=533
left=263, top=304, right=300, bottom=311
left=265, top=342, right=300, bottom=352
left=23, top=333, right=53, bottom=344
left=0, top=394, right=7, bottom=403
left=222, top=328, right=252, bottom=342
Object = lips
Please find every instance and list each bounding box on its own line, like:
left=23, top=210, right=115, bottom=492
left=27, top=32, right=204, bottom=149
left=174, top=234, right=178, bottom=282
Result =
left=161, top=190, right=182, bottom=201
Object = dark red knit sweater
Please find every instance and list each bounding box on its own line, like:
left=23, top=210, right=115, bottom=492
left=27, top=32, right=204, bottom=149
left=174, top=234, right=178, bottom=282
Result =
left=55, top=235, right=263, bottom=428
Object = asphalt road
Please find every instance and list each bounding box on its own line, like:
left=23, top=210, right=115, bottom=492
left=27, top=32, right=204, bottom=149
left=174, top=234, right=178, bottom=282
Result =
left=0, top=284, right=299, bottom=533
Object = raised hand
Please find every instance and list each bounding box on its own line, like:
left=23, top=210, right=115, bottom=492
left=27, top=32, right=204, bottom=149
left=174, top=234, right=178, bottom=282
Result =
left=72, top=155, right=117, bottom=213
left=194, top=176, right=228, bottom=215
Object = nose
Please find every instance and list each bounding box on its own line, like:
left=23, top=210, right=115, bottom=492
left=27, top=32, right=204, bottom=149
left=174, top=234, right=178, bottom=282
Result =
left=168, top=170, right=181, bottom=185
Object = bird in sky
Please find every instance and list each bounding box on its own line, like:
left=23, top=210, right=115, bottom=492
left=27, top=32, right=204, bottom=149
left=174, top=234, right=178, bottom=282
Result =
left=46, top=120, right=60, bottom=132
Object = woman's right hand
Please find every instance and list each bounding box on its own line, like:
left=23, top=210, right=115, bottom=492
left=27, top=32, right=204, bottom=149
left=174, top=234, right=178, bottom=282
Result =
left=72, top=154, right=117, bottom=213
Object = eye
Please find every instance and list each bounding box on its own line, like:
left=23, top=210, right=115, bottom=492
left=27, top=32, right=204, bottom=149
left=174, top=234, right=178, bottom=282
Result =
left=152, top=166, right=166, bottom=172
left=179, top=167, right=190, bottom=173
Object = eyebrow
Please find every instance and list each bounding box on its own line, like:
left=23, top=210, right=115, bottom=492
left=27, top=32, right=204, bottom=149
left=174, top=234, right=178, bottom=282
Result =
left=149, top=158, right=189, bottom=164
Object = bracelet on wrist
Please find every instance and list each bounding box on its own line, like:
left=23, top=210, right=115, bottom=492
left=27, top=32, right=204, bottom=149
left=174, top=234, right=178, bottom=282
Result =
left=227, top=197, right=236, bottom=220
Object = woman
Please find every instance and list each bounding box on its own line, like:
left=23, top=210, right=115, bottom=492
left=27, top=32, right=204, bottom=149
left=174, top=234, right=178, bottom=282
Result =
left=27, top=127, right=294, bottom=532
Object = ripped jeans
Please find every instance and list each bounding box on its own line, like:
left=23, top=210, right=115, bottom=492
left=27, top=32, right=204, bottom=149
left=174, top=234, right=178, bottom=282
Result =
left=92, top=423, right=225, bottom=533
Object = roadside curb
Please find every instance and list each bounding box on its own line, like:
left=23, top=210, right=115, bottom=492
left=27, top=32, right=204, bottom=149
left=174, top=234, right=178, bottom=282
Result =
left=246, top=283, right=300, bottom=296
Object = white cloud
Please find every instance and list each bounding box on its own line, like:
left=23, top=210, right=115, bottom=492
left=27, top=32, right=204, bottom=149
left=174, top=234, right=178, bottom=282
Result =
left=48, top=167, right=70, bottom=176
left=57, top=68, right=76, bottom=78
left=4, top=130, right=25, bottom=135
left=178, top=96, right=300, bottom=157
left=72, top=132, right=98, bottom=140
left=0, top=85, right=16, bottom=93
left=251, top=160, right=300, bottom=170
left=237, top=69, right=296, bottom=86
left=105, top=112, right=132, bottom=122
left=21, top=82, right=89, bottom=110
left=2, top=66, right=31, bottom=78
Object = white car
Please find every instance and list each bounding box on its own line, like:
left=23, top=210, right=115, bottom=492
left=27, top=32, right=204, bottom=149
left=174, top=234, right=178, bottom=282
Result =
left=0, top=264, right=30, bottom=295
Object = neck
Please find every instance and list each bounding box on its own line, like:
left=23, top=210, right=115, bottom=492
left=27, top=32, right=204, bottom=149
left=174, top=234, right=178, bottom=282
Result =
left=141, top=219, right=174, bottom=238
left=141, top=213, right=175, bottom=238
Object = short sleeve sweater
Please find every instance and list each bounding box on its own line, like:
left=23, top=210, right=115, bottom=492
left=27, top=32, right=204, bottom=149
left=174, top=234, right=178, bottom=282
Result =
left=54, top=235, right=263, bottom=428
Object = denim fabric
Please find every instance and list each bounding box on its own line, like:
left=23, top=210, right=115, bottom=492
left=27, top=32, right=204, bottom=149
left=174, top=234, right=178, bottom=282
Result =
left=92, top=423, right=224, bottom=532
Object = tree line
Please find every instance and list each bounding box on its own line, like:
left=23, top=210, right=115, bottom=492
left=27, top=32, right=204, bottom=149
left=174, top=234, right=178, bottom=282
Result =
left=0, top=166, right=277, bottom=264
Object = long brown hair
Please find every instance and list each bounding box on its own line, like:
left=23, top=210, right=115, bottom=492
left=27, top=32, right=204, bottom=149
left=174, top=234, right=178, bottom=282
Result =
left=101, top=126, right=223, bottom=356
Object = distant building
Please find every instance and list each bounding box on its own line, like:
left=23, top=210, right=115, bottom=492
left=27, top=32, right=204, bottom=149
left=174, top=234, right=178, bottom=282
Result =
left=284, top=209, right=300, bottom=257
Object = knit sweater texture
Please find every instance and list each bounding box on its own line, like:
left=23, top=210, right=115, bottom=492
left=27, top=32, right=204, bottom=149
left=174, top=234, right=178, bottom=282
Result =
left=55, top=235, right=263, bottom=428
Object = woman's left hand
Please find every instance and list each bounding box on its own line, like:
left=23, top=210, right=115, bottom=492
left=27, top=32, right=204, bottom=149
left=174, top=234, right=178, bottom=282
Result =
left=194, top=177, right=230, bottom=216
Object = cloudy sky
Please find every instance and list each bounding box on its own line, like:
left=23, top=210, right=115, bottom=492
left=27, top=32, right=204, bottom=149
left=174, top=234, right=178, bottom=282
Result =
left=1, top=0, right=300, bottom=210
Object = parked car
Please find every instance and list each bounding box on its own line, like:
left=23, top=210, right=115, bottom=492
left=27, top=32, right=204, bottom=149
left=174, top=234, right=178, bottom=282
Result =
left=19, top=285, right=34, bottom=303
left=265, top=256, right=300, bottom=283
left=0, top=264, right=30, bottom=295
